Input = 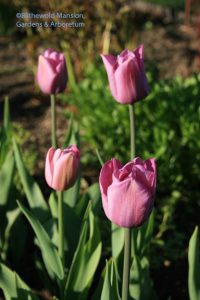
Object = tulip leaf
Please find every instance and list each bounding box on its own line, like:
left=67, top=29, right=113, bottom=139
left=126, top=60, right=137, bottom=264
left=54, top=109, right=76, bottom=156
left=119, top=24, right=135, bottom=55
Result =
left=64, top=206, right=102, bottom=298
left=17, top=201, right=64, bottom=280
left=130, top=256, right=158, bottom=300
left=133, top=210, right=155, bottom=257
left=111, top=223, right=124, bottom=259
left=63, top=113, right=74, bottom=147
left=95, top=148, right=104, bottom=167
left=13, top=139, right=49, bottom=222
left=63, top=117, right=80, bottom=148
left=0, top=152, right=15, bottom=206
left=49, top=192, right=58, bottom=218
left=0, top=97, right=12, bottom=167
left=3, top=96, right=11, bottom=133
left=3, top=207, right=24, bottom=259
left=0, top=263, right=39, bottom=300
left=63, top=176, right=80, bottom=208
left=76, top=183, right=102, bottom=220
left=88, top=182, right=102, bottom=215
left=91, top=265, right=106, bottom=300
left=62, top=202, right=82, bottom=267
left=188, top=226, right=200, bottom=300
left=101, top=259, right=121, bottom=300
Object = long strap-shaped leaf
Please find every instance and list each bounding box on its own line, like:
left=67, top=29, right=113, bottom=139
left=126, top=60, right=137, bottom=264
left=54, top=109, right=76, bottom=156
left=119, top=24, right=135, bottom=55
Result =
left=13, top=139, right=49, bottom=223
left=188, top=226, right=200, bottom=300
left=64, top=207, right=102, bottom=298
left=17, top=201, right=64, bottom=280
left=101, top=259, right=121, bottom=300
left=0, top=263, right=39, bottom=300
left=0, top=152, right=15, bottom=206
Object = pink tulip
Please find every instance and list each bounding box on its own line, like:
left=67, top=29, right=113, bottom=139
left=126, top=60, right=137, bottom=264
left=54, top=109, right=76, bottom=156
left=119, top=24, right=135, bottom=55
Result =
left=101, top=45, right=149, bottom=104
left=99, top=157, right=156, bottom=228
left=37, top=48, right=67, bottom=94
left=45, top=145, right=80, bottom=191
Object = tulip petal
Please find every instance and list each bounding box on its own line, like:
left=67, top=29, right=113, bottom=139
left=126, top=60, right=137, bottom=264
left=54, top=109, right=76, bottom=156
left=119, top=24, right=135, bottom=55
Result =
left=107, top=178, right=154, bottom=227
left=134, top=45, right=144, bottom=65
left=52, top=149, right=62, bottom=165
left=43, top=48, right=54, bottom=58
left=52, top=153, right=77, bottom=191
left=49, top=51, right=60, bottom=61
left=45, top=148, right=55, bottom=187
left=114, top=58, right=139, bottom=103
left=101, top=54, right=118, bottom=100
left=144, top=158, right=156, bottom=190
left=99, top=158, right=121, bottom=218
left=37, top=55, right=57, bottom=94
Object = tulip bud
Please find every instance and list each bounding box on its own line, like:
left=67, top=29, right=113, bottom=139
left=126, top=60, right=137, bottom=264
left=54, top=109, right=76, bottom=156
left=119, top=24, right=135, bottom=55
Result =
left=101, top=45, right=149, bottom=104
left=45, top=145, right=80, bottom=191
left=99, top=157, right=156, bottom=228
left=37, top=48, right=67, bottom=94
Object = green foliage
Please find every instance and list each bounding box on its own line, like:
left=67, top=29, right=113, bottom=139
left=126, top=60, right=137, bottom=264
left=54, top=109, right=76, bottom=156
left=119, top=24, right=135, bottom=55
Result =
left=0, top=102, right=103, bottom=299
left=0, top=263, right=39, bottom=300
left=61, top=64, right=200, bottom=240
left=61, top=64, right=200, bottom=292
left=188, top=227, right=200, bottom=300
left=61, top=66, right=200, bottom=197
left=101, top=260, right=121, bottom=300
left=130, top=256, right=157, bottom=300
left=17, top=201, right=64, bottom=280
left=0, top=2, right=17, bottom=35
left=144, top=0, right=184, bottom=10
left=13, top=139, right=49, bottom=221
left=64, top=205, right=102, bottom=299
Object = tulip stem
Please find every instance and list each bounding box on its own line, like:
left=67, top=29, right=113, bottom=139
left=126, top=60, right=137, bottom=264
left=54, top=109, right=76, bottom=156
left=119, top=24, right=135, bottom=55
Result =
left=122, top=104, right=135, bottom=300
left=122, top=228, right=131, bottom=300
left=129, top=104, right=135, bottom=159
left=58, top=191, right=65, bottom=268
left=51, top=94, right=57, bottom=148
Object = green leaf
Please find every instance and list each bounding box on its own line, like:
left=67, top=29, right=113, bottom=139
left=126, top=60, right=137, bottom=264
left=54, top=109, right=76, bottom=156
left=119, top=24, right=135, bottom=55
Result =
left=91, top=265, right=106, bottom=300
left=130, top=256, right=158, bottom=300
left=13, top=139, right=49, bottom=222
left=188, top=226, right=200, bottom=300
left=95, top=148, right=104, bottom=167
left=112, top=224, right=124, bottom=259
left=49, top=192, right=58, bottom=219
left=63, top=117, right=80, bottom=148
left=88, top=183, right=102, bottom=215
left=63, top=113, right=74, bottom=147
left=0, top=263, right=39, bottom=300
left=0, top=152, right=15, bottom=206
left=101, top=259, right=121, bottom=300
left=17, top=201, right=64, bottom=280
left=0, top=97, right=12, bottom=167
left=3, top=96, right=11, bottom=133
left=63, top=202, right=82, bottom=267
left=64, top=206, right=102, bottom=298
left=133, top=210, right=154, bottom=257
left=63, top=176, right=80, bottom=208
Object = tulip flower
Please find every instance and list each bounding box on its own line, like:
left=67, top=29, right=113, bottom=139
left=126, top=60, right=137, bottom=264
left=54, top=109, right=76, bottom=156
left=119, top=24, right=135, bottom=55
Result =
left=45, top=145, right=80, bottom=191
left=37, top=48, right=67, bottom=94
left=99, top=157, right=156, bottom=228
left=101, top=45, right=149, bottom=104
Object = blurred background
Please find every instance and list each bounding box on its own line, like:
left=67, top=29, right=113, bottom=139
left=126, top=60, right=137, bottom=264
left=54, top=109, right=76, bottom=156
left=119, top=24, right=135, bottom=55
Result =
left=0, top=0, right=200, bottom=299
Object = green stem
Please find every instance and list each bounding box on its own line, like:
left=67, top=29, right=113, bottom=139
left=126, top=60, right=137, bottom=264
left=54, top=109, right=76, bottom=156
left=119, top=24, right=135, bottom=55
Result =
left=58, top=191, right=64, bottom=268
left=51, top=94, right=57, bottom=148
left=129, top=104, right=135, bottom=159
left=122, top=104, right=135, bottom=300
left=122, top=228, right=131, bottom=300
